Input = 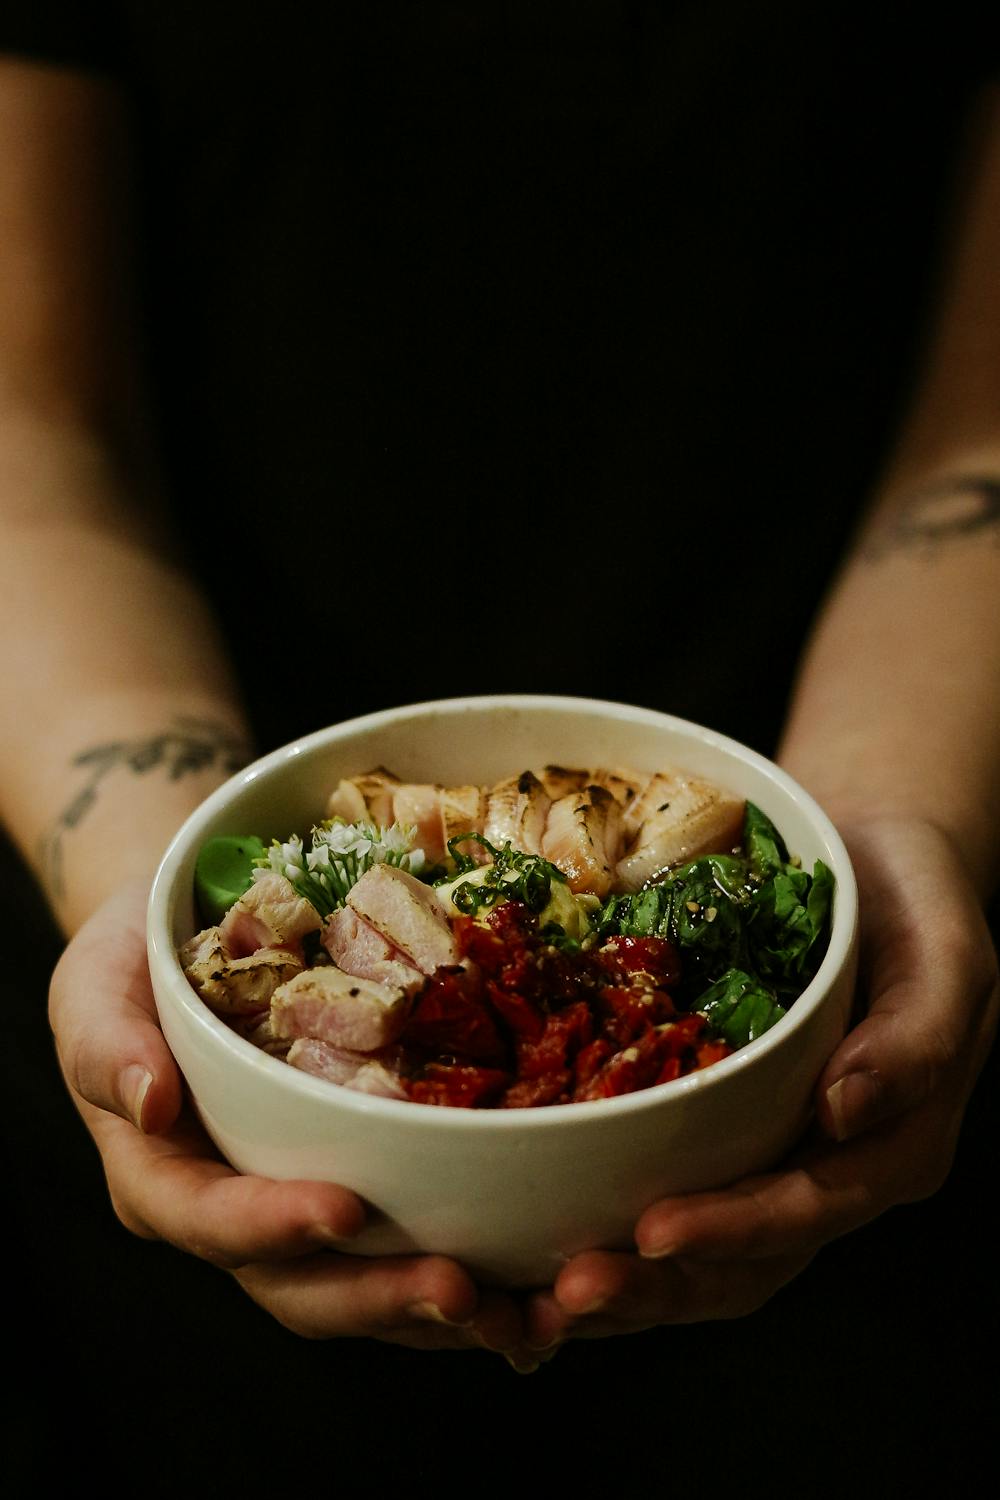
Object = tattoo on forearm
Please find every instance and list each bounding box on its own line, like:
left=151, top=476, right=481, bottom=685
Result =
left=39, top=716, right=253, bottom=904
left=863, top=476, right=1000, bottom=561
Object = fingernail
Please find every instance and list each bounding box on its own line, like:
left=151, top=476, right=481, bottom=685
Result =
left=639, top=1243, right=678, bottom=1260
left=310, top=1223, right=358, bottom=1247
left=504, top=1354, right=541, bottom=1375
left=408, top=1301, right=472, bottom=1328
left=122, top=1065, right=153, bottom=1131
left=570, top=1295, right=607, bottom=1315
left=826, top=1070, right=880, bottom=1141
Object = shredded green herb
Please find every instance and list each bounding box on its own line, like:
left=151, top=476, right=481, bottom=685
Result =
left=444, top=832, right=567, bottom=915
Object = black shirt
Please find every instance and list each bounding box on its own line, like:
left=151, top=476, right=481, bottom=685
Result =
left=3, top=2, right=995, bottom=751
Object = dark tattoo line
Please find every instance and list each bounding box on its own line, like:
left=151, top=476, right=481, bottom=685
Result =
left=39, top=716, right=253, bottom=905
left=863, top=475, right=1000, bottom=562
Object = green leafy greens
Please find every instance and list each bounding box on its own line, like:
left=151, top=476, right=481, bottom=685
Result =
left=444, top=833, right=568, bottom=915
left=595, top=802, right=834, bottom=1046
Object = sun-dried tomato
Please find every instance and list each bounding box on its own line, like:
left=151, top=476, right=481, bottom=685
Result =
left=404, top=968, right=506, bottom=1065
left=598, top=934, right=681, bottom=988
left=598, top=983, right=676, bottom=1046
left=515, top=1001, right=593, bottom=1080
left=394, top=898, right=722, bottom=1108
left=502, top=1070, right=573, bottom=1109
left=573, top=1038, right=615, bottom=1096
left=453, top=914, right=508, bottom=968
left=694, top=1038, right=732, bottom=1070
left=485, top=980, right=545, bottom=1039
left=407, top=1063, right=510, bottom=1108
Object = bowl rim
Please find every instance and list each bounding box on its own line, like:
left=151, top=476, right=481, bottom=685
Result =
left=147, top=693, right=858, bottom=1132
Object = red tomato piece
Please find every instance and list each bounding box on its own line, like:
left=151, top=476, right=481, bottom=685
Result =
left=485, top=979, right=545, bottom=1039
left=403, top=969, right=506, bottom=1064
left=599, top=935, right=681, bottom=988
left=407, top=1063, right=510, bottom=1108
left=516, top=1000, right=593, bottom=1080
left=502, top=1070, right=573, bottom=1108
left=573, top=1037, right=615, bottom=1096
left=694, top=1038, right=732, bottom=1070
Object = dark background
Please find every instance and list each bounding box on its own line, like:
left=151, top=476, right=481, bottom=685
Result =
left=2, top=3, right=999, bottom=1491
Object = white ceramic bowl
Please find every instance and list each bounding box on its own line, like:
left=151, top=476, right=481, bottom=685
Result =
left=147, top=695, right=858, bottom=1287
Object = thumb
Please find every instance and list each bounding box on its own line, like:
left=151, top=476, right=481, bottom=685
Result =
left=815, top=908, right=997, bottom=1144
left=49, top=878, right=183, bottom=1134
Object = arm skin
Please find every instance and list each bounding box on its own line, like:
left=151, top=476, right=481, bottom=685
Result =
left=0, top=58, right=526, bottom=1360
left=522, top=89, right=1000, bottom=1346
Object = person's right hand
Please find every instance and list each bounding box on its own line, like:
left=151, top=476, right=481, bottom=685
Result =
left=48, top=879, right=528, bottom=1355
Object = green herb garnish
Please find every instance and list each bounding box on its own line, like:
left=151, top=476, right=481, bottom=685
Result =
left=444, top=833, right=567, bottom=915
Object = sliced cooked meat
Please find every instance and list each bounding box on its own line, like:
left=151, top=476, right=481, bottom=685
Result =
left=180, top=927, right=303, bottom=1014
left=616, top=773, right=745, bottom=891
left=536, top=764, right=590, bottom=801
left=541, top=785, right=623, bottom=897
left=218, top=870, right=321, bottom=957
left=483, top=770, right=551, bottom=856
left=271, top=965, right=412, bottom=1051
left=287, top=1038, right=408, bottom=1098
left=347, top=863, right=459, bottom=973
left=588, top=765, right=647, bottom=815
left=325, top=766, right=400, bottom=825
left=440, top=783, right=488, bottom=861
left=323, top=905, right=426, bottom=994
left=391, top=783, right=448, bottom=866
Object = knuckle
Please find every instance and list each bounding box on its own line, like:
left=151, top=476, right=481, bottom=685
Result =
left=108, top=1191, right=160, bottom=1242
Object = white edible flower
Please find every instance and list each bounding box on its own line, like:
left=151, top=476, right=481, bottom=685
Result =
left=256, top=835, right=306, bottom=883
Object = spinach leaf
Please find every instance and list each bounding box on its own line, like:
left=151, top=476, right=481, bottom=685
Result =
left=743, top=801, right=788, bottom=877
left=747, top=858, right=834, bottom=991
left=697, top=968, right=787, bottom=1046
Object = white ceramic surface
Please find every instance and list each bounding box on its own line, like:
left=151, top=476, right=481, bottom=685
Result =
left=147, top=695, right=858, bottom=1287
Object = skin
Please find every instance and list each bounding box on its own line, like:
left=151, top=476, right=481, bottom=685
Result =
left=2, top=58, right=998, bottom=1370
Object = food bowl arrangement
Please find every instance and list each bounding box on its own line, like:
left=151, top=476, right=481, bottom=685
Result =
left=147, top=695, right=858, bottom=1287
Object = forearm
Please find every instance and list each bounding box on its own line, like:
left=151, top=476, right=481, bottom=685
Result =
left=0, top=429, right=252, bottom=933
left=778, top=473, right=1000, bottom=890
left=779, top=90, right=1000, bottom=893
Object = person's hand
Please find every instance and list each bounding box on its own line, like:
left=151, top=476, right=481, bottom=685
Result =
left=49, top=879, right=527, bottom=1355
left=522, top=815, right=999, bottom=1348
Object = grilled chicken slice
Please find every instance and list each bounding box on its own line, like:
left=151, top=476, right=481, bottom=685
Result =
left=323, top=905, right=426, bottom=994
left=286, top=1039, right=408, bottom=1099
left=271, top=965, right=412, bottom=1051
left=588, top=765, right=647, bottom=815
left=483, top=770, right=551, bottom=857
left=440, top=783, right=488, bottom=861
left=218, top=870, right=322, bottom=957
left=346, top=863, right=459, bottom=973
left=325, top=766, right=400, bottom=825
left=541, top=785, right=623, bottom=896
left=536, top=764, right=590, bottom=801
left=390, top=782, right=449, bottom=866
left=615, top=772, right=745, bottom=891
left=180, top=926, right=303, bottom=1015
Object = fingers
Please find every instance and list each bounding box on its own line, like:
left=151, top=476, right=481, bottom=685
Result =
left=84, top=1103, right=533, bottom=1354
left=524, top=1248, right=814, bottom=1343
left=816, top=820, right=1000, bottom=1144
left=86, top=1103, right=365, bottom=1256
left=815, top=908, right=998, bottom=1145
left=49, top=879, right=183, bottom=1133
left=236, top=1252, right=529, bottom=1349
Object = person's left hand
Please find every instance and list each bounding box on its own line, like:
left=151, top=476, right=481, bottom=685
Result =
left=520, top=815, right=999, bottom=1350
